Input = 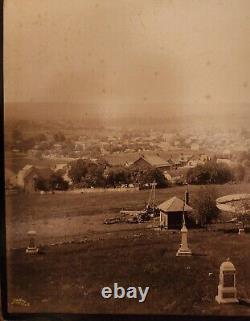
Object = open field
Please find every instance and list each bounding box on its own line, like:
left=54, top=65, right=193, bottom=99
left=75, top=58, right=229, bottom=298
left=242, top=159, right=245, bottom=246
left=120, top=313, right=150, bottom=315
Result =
left=6, top=183, right=250, bottom=248
left=7, top=229, right=250, bottom=315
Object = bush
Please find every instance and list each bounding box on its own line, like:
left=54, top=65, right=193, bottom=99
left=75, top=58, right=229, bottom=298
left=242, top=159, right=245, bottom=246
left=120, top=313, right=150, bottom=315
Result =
left=130, top=167, right=169, bottom=188
left=106, top=167, right=131, bottom=187
left=34, top=174, right=69, bottom=191
left=49, top=174, right=69, bottom=190
left=34, top=177, right=51, bottom=192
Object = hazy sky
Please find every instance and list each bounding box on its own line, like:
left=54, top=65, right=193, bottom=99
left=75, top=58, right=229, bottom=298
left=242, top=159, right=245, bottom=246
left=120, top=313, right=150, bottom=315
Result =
left=4, top=0, right=250, bottom=116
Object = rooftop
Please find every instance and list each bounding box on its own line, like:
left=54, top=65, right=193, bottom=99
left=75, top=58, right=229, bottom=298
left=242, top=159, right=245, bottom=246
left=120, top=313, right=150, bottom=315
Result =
left=157, top=196, right=193, bottom=213
left=138, top=155, right=171, bottom=168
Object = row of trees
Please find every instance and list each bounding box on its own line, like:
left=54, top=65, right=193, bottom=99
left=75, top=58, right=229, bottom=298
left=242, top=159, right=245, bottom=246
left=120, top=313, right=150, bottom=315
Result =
left=68, top=159, right=169, bottom=188
left=34, top=160, right=169, bottom=191
left=34, top=159, right=246, bottom=192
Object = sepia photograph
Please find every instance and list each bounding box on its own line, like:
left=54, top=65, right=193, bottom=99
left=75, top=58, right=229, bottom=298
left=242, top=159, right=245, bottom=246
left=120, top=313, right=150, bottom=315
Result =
left=2, top=0, right=250, bottom=318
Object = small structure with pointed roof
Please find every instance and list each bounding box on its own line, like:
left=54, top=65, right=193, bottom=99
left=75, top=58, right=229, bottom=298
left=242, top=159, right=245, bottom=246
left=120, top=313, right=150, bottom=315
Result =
left=158, top=196, right=193, bottom=229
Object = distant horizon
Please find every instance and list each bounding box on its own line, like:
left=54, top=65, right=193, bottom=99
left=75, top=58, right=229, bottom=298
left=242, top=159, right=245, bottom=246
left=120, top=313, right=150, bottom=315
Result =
left=4, top=101, right=250, bottom=132
left=4, top=101, right=250, bottom=117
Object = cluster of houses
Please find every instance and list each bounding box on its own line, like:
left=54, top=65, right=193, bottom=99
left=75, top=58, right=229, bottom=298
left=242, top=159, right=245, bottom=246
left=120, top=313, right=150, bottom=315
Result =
left=122, top=153, right=211, bottom=184
left=168, top=130, right=250, bottom=154
left=5, top=152, right=214, bottom=193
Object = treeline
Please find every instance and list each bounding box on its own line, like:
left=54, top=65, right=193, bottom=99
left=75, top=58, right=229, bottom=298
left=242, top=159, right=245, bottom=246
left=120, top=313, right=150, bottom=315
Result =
left=34, top=159, right=247, bottom=192
left=34, top=159, right=169, bottom=191
left=68, top=159, right=169, bottom=188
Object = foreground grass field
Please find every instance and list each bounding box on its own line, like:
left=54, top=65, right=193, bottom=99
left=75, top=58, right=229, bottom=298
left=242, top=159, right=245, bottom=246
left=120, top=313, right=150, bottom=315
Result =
left=5, top=183, right=250, bottom=315
left=7, top=229, right=250, bottom=315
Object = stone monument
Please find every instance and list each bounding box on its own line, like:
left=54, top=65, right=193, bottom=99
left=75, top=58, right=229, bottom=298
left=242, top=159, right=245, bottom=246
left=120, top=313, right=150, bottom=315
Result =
left=176, top=211, right=192, bottom=256
left=215, top=258, right=238, bottom=304
left=26, top=230, right=39, bottom=254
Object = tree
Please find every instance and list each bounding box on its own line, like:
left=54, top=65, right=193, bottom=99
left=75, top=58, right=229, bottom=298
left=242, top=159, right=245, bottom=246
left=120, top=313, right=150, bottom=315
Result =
left=68, top=159, right=88, bottom=184
left=34, top=174, right=69, bottom=191
left=68, top=159, right=106, bottom=187
left=34, top=177, right=50, bottom=191
left=106, top=167, right=131, bottom=187
left=187, top=161, right=233, bottom=185
left=53, top=132, right=66, bottom=142
left=130, top=167, right=169, bottom=188
left=193, top=186, right=219, bottom=227
left=83, top=165, right=106, bottom=187
left=49, top=174, right=69, bottom=190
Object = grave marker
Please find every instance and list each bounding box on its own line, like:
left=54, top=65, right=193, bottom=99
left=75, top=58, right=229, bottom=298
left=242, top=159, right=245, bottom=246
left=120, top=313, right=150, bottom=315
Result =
left=26, top=230, right=39, bottom=254
left=215, top=258, right=238, bottom=304
left=176, top=212, right=192, bottom=256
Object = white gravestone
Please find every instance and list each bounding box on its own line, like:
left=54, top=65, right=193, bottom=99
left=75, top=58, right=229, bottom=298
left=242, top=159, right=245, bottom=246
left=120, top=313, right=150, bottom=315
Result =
left=215, top=258, right=238, bottom=304
left=26, top=230, right=39, bottom=254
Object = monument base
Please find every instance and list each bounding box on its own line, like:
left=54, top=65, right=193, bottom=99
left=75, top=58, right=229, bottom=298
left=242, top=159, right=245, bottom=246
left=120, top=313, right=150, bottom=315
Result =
left=215, top=285, right=239, bottom=304
left=176, top=247, right=192, bottom=256
left=26, top=247, right=39, bottom=254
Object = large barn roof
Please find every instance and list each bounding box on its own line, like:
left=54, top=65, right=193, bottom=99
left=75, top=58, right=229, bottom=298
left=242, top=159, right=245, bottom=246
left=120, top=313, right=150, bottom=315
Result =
left=136, top=155, right=171, bottom=168
left=157, top=196, right=193, bottom=213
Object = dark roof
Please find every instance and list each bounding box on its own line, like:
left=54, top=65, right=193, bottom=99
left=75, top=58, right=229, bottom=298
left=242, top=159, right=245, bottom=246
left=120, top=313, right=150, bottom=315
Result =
left=135, top=155, right=171, bottom=168
left=157, top=196, right=193, bottom=213
left=104, top=154, right=139, bottom=166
